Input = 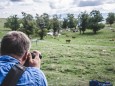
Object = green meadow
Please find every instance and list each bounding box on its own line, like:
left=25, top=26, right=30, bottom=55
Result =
left=0, top=19, right=115, bottom=86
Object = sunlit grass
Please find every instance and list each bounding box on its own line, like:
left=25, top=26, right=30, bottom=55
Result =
left=31, top=28, right=115, bottom=86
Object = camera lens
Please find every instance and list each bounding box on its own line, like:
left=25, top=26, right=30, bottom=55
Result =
left=31, top=53, right=42, bottom=59
left=39, top=54, right=42, bottom=59
left=31, top=53, right=35, bottom=59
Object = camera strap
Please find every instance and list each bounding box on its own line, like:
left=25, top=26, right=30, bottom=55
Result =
left=0, top=64, right=26, bottom=86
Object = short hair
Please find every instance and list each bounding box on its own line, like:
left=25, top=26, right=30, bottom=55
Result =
left=0, top=31, right=31, bottom=56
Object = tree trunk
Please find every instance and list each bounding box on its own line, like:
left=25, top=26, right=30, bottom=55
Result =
left=40, top=36, right=43, bottom=40
left=40, top=30, right=44, bottom=40
left=93, top=30, right=97, bottom=34
left=79, top=29, right=81, bottom=34
left=110, top=24, right=111, bottom=27
left=53, top=29, right=57, bottom=36
left=82, top=31, right=85, bottom=34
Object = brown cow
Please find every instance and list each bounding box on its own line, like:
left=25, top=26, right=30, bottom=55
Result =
left=66, top=39, right=71, bottom=43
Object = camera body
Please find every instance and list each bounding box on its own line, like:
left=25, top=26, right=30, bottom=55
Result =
left=24, top=53, right=42, bottom=66
left=31, top=53, right=42, bottom=59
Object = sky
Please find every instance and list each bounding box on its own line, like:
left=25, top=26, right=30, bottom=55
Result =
left=0, top=0, right=115, bottom=18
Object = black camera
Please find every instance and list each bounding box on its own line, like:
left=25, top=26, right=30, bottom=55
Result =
left=31, top=53, right=42, bottom=59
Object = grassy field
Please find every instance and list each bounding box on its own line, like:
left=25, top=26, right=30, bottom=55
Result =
left=0, top=19, right=115, bottom=86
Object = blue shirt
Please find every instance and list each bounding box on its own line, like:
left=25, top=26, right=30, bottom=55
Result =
left=0, top=55, right=48, bottom=86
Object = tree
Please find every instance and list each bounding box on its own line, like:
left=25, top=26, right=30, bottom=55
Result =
left=88, top=10, right=104, bottom=34
left=67, top=14, right=76, bottom=29
left=42, top=13, right=50, bottom=30
left=52, top=14, right=60, bottom=36
left=35, top=14, right=47, bottom=40
left=106, top=12, right=115, bottom=26
left=78, top=11, right=89, bottom=34
left=62, top=18, right=68, bottom=29
left=20, top=12, right=35, bottom=37
left=4, top=15, right=20, bottom=31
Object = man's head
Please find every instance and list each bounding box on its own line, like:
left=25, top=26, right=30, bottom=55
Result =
left=0, top=31, right=31, bottom=57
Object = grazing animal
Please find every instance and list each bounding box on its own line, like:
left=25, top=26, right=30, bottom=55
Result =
left=66, top=39, right=71, bottom=43
left=109, top=38, right=115, bottom=41
left=112, top=29, right=115, bottom=32
left=72, top=36, right=76, bottom=39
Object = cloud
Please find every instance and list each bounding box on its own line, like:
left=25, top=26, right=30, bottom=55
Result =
left=10, top=0, right=23, bottom=2
left=0, top=1, right=13, bottom=9
left=73, top=0, right=115, bottom=7
left=0, top=0, right=115, bottom=18
left=78, top=0, right=102, bottom=7
left=104, top=0, right=115, bottom=4
left=10, top=0, right=34, bottom=2
left=48, top=0, right=74, bottom=9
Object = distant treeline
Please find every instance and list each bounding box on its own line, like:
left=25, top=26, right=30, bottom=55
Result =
left=4, top=10, right=115, bottom=39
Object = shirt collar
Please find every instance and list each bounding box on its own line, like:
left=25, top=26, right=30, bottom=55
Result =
left=0, top=55, right=20, bottom=64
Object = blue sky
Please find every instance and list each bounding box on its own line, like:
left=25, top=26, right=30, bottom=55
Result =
left=0, top=0, right=115, bottom=18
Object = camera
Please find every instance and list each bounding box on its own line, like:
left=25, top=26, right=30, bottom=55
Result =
left=31, top=53, right=42, bottom=59
left=24, top=53, right=42, bottom=66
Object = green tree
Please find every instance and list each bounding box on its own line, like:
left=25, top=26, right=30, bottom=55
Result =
left=20, top=12, right=35, bottom=37
left=67, top=14, right=76, bottom=29
left=88, top=10, right=104, bottom=34
left=106, top=12, right=115, bottom=26
left=4, top=15, right=20, bottom=31
left=52, top=14, right=60, bottom=36
left=62, top=18, right=68, bottom=29
left=78, top=11, right=89, bottom=34
left=42, top=13, right=51, bottom=30
left=35, top=14, right=47, bottom=40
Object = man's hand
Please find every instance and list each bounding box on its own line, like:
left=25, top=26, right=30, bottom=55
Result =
left=25, top=50, right=41, bottom=68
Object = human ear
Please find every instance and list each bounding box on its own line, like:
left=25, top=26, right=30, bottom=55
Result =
left=22, top=52, right=28, bottom=62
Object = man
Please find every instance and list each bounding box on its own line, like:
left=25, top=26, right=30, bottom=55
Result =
left=0, top=31, right=48, bottom=86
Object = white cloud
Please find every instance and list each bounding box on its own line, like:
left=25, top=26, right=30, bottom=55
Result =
left=102, top=3, right=115, bottom=11
left=49, top=0, right=74, bottom=9
left=0, top=0, right=115, bottom=18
